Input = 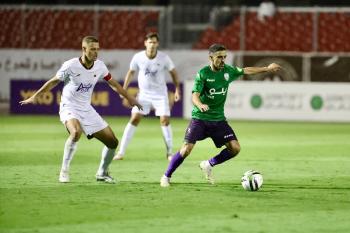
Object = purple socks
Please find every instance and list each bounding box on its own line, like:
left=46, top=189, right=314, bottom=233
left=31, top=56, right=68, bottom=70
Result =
left=164, top=148, right=236, bottom=178
left=208, top=148, right=234, bottom=166
left=164, top=151, right=184, bottom=177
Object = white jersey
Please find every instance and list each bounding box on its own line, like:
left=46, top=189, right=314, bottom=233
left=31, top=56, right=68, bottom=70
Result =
left=56, top=57, right=111, bottom=111
left=130, top=51, right=175, bottom=97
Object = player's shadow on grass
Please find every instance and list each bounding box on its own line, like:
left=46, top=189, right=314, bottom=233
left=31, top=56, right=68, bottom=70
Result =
left=263, top=183, right=350, bottom=191
left=63, top=181, right=350, bottom=191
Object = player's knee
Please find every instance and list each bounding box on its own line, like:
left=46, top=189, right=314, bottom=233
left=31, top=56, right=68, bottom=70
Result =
left=130, top=118, right=140, bottom=126
left=160, top=118, right=170, bottom=126
left=230, top=144, right=241, bottom=156
left=70, top=129, right=82, bottom=141
left=180, top=144, right=193, bottom=157
left=107, top=138, right=118, bottom=149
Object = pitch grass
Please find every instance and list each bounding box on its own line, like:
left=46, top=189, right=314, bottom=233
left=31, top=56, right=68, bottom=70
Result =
left=1, top=116, right=350, bottom=233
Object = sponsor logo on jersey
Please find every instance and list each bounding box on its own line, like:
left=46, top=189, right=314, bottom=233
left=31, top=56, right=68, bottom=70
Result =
left=76, top=83, right=93, bottom=92
left=145, top=68, right=158, bottom=78
left=206, top=79, right=215, bottom=82
left=209, top=87, right=227, bottom=96
left=206, top=87, right=227, bottom=99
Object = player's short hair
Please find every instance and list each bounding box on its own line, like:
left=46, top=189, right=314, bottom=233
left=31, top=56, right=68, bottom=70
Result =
left=145, top=32, right=159, bottom=41
left=208, top=44, right=226, bottom=54
left=82, top=36, right=99, bottom=44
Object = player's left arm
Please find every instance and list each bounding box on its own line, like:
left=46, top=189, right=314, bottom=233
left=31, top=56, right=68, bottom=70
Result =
left=243, top=63, right=281, bottom=75
left=169, top=69, right=181, bottom=102
left=107, top=78, right=143, bottom=110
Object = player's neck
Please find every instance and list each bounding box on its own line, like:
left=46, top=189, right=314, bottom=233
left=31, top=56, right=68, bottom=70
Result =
left=80, top=56, right=94, bottom=69
left=146, top=50, right=157, bottom=59
left=210, top=64, right=221, bottom=72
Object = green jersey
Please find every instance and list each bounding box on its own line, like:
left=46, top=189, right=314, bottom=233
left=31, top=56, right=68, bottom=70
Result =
left=192, top=64, right=244, bottom=121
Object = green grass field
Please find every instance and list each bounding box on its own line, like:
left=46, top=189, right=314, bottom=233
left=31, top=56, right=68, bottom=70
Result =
left=1, top=115, right=350, bottom=233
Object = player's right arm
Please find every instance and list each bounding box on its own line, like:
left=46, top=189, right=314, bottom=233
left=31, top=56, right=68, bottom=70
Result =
left=19, top=76, right=60, bottom=105
left=119, top=69, right=135, bottom=99
left=192, top=92, right=209, bottom=112
left=122, top=69, right=135, bottom=90
left=192, top=71, right=209, bottom=112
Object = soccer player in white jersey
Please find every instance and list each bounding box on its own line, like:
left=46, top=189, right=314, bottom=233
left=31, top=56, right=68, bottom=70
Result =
left=19, top=36, right=142, bottom=184
left=113, top=32, right=181, bottom=161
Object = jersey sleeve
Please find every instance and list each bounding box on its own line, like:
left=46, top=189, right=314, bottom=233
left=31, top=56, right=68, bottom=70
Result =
left=164, top=54, right=175, bottom=71
left=229, top=66, right=244, bottom=82
left=56, top=61, right=71, bottom=81
left=100, top=62, right=112, bottom=81
left=129, top=54, right=139, bottom=71
left=192, top=72, right=204, bottom=93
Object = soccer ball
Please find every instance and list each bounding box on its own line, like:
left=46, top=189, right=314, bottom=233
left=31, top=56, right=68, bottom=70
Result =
left=241, top=170, right=263, bottom=191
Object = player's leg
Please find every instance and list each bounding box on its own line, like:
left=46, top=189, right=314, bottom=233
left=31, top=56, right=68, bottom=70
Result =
left=200, top=121, right=240, bottom=184
left=160, top=143, right=195, bottom=187
left=113, top=112, right=143, bottom=160
left=59, top=118, right=83, bottom=183
left=93, top=126, right=118, bottom=183
left=159, top=116, right=173, bottom=160
left=209, top=140, right=241, bottom=166
left=160, top=119, right=205, bottom=187
left=200, top=140, right=240, bottom=183
left=114, top=97, right=151, bottom=160
left=154, top=95, right=173, bottom=160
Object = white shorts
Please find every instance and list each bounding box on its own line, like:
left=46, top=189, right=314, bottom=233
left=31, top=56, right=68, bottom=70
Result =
left=59, top=105, right=108, bottom=136
left=131, top=94, right=170, bottom=116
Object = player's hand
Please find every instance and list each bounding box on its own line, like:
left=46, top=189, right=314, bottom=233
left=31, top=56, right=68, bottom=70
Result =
left=128, top=98, right=143, bottom=111
left=19, top=96, right=36, bottom=105
left=174, top=89, right=181, bottom=102
left=134, top=102, right=143, bottom=111
left=198, top=104, right=209, bottom=112
left=267, top=63, right=281, bottom=72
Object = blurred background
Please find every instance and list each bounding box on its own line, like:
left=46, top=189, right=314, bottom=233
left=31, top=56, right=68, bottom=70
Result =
left=1, top=0, right=349, bottom=121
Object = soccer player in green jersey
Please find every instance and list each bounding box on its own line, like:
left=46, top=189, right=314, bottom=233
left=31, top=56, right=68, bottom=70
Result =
left=160, top=44, right=281, bottom=187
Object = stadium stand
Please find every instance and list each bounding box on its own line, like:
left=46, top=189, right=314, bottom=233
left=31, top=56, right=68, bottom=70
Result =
left=0, top=7, right=160, bottom=49
left=318, top=12, right=350, bottom=52
left=0, top=5, right=349, bottom=51
left=0, top=9, right=22, bottom=48
left=194, top=9, right=349, bottom=52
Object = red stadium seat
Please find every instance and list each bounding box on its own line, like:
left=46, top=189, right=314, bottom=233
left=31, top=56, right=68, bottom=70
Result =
left=318, top=12, right=350, bottom=52
left=98, top=10, right=159, bottom=49
left=244, top=12, right=313, bottom=51
left=0, top=9, right=22, bottom=47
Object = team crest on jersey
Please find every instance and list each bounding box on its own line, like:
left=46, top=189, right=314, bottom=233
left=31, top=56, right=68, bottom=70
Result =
left=224, top=73, right=229, bottom=81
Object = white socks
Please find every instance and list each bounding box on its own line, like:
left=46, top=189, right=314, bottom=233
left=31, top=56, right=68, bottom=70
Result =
left=161, top=125, right=173, bottom=155
left=117, top=123, right=173, bottom=157
left=117, top=123, right=136, bottom=156
left=61, top=138, right=78, bottom=172
left=61, top=138, right=115, bottom=177
left=97, top=146, right=116, bottom=176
